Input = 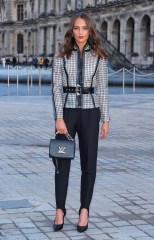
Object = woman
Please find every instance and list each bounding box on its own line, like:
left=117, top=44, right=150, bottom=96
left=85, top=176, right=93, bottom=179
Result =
left=52, top=12, right=110, bottom=232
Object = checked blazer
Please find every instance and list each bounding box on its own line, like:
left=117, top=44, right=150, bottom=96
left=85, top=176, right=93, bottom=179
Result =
left=52, top=44, right=110, bottom=123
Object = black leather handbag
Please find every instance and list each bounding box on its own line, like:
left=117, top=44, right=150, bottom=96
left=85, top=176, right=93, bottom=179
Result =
left=49, top=133, right=75, bottom=160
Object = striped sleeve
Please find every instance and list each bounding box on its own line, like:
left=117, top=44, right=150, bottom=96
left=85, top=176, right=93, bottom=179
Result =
left=96, top=58, right=110, bottom=123
left=51, top=55, right=63, bottom=119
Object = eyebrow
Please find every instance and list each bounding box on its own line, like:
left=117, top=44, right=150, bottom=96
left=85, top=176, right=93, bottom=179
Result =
left=73, top=25, right=88, bottom=27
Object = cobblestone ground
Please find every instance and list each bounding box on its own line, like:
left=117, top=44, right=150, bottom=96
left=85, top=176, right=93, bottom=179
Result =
left=0, top=94, right=154, bottom=240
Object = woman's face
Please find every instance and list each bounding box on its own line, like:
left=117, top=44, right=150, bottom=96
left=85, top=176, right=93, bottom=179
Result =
left=73, top=17, right=90, bottom=47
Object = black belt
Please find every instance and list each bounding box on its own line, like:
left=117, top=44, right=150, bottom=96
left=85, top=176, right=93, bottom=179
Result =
left=63, top=86, right=94, bottom=95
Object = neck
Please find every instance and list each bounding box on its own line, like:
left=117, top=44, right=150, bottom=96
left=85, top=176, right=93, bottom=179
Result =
left=76, top=42, right=87, bottom=53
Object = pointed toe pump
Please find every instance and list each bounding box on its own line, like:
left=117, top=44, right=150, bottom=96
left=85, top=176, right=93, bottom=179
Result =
left=53, top=209, right=66, bottom=231
left=77, top=208, right=89, bottom=233
left=77, top=223, right=88, bottom=233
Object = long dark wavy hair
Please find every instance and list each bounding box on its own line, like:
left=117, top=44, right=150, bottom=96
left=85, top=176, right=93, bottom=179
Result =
left=57, top=12, right=107, bottom=59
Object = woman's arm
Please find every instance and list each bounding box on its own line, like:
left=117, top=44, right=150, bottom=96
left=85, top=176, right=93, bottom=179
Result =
left=52, top=56, right=68, bottom=134
left=52, top=56, right=64, bottom=119
left=96, top=58, right=110, bottom=138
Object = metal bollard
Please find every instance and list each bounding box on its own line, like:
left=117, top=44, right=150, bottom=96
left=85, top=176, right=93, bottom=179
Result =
left=133, top=67, right=136, bottom=93
left=39, top=68, right=42, bottom=95
left=122, top=68, right=125, bottom=94
left=7, top=65, right=10, bottom=88
left=16, top=65, right=19, bottom=91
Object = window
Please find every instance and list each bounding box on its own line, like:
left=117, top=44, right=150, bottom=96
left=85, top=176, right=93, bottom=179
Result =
left=95, top=0, right=102, bottom=5
left=31, top=2, right=34, bottom=13
left=45, top=0, right=47, bottom=12
left=75, top=0, right=83, bottom=10
left=17, top=4, right=24, bottom=21
left=17, top=34, right=24, bottom=53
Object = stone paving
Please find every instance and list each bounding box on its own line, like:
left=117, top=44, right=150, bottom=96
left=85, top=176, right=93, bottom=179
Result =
left=0, top=93, right=154, bottom=240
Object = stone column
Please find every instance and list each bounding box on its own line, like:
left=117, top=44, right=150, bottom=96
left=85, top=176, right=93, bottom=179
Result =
left=47, top=0, right=52, bottom=12
left=37, top=26, right=44, bottom=56
left=5, top=31, right=8, bottom=56
left=31, top=29, right=35, bottom=56
left=46, top=26, right=53, bottom=56
left=9, top=31, right=13, bottom=55
left=50, top=0, right=55, bottom=10
left=6, top=30, right=11, bottom=55
left=33, top=29, right=38, bottom=56
left=120, top=15, right=126, bottom=54
left=55, top=0, right=59, bottom=12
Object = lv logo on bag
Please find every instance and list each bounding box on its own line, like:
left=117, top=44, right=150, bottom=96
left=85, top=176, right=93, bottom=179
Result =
left=49, top=133, right=75, bottom=159
left=58, top=146, right=66, bottom=154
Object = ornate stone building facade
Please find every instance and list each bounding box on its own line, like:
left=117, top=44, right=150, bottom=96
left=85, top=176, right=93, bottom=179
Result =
left=0, top=0, right=154, bottom=67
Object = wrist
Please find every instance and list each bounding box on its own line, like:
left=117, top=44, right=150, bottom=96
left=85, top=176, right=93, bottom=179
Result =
left=56, top=118, right=63, bottom=121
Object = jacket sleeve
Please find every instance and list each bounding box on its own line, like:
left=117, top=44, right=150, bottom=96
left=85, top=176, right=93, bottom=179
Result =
left=51, top=55, right=63, bottom=119
left=96, top=58, right=110, bottom=123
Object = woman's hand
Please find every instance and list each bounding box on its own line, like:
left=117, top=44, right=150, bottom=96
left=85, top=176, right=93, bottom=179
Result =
left=100, top=122, right=109, bottom=139
left=56, top=118, right=68, bottom=134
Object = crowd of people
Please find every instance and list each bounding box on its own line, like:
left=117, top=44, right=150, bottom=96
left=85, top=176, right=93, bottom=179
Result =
left=0, top=56, right=51, bottom=69
left=32, top=56, right=50, bottom=69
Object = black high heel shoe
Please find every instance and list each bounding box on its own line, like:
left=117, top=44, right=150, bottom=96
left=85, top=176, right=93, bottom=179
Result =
left=77, top=208, right=89, bottom=233
left=53, top=209, right=66, bottom=231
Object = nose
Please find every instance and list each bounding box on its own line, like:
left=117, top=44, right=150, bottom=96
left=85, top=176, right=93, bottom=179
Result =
left=79, top=28, right=83, bottom=35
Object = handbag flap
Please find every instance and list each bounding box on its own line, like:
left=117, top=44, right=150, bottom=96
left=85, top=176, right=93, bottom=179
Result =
left=49, top=138, right=75, bottom=159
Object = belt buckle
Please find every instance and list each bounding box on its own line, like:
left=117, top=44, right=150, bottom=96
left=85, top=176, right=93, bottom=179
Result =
left=76, top=84, right=81, bottom=96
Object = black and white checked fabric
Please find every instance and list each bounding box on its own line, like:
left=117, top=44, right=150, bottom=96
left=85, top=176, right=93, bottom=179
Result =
left=52, top=45, right=110, bottom=123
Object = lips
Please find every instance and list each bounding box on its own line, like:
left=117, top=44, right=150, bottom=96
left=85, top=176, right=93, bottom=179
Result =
left=78, top=36, right=84, bottom=39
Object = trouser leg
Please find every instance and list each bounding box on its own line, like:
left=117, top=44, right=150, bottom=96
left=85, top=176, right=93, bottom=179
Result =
left=55, top=154, right=71, bottom=211
left=54, top=109, right=77, bottom=211
left=77, top=108, right=100, bottom=212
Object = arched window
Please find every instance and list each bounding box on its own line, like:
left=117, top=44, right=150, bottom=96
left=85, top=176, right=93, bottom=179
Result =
left=101, top=21, right=108, bottom=39
left=140, top=15, right=150, bottom=56
left=126, top=17, right=135, bottom=56
left=112, top=19, right=120, bottom=51
left=17, top=34, right=24, bottom=53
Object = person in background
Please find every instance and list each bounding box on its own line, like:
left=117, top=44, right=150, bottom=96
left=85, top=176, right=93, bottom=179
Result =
left=39, top=57, right=44, bottom=69
left=32, top=56, right=38, bottom=69
left=44, top=58, right=49, bottom=69
left=12, top=56, right=17, bottom=67
left=52, top=12, right=110, bottom=233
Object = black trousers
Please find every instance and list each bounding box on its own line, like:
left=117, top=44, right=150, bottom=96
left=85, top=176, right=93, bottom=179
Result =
left=54, top=108, right=100, bottom=213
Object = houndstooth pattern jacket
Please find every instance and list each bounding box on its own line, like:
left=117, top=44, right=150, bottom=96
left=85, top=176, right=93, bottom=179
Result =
left=52, top=44, right=110, bottom=123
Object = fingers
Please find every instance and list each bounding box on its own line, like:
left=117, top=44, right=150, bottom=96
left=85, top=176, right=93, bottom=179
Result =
left=56, top=125, right=68, bottom=134
left=100, top=130, right=107, bottom=139
left=56, top=128, right=68, bottom=134
left=100, top=122, right=109, bottom=139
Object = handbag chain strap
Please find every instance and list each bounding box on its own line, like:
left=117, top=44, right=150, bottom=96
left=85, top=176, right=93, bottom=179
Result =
left=55, top=132, right=74, bottom=141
